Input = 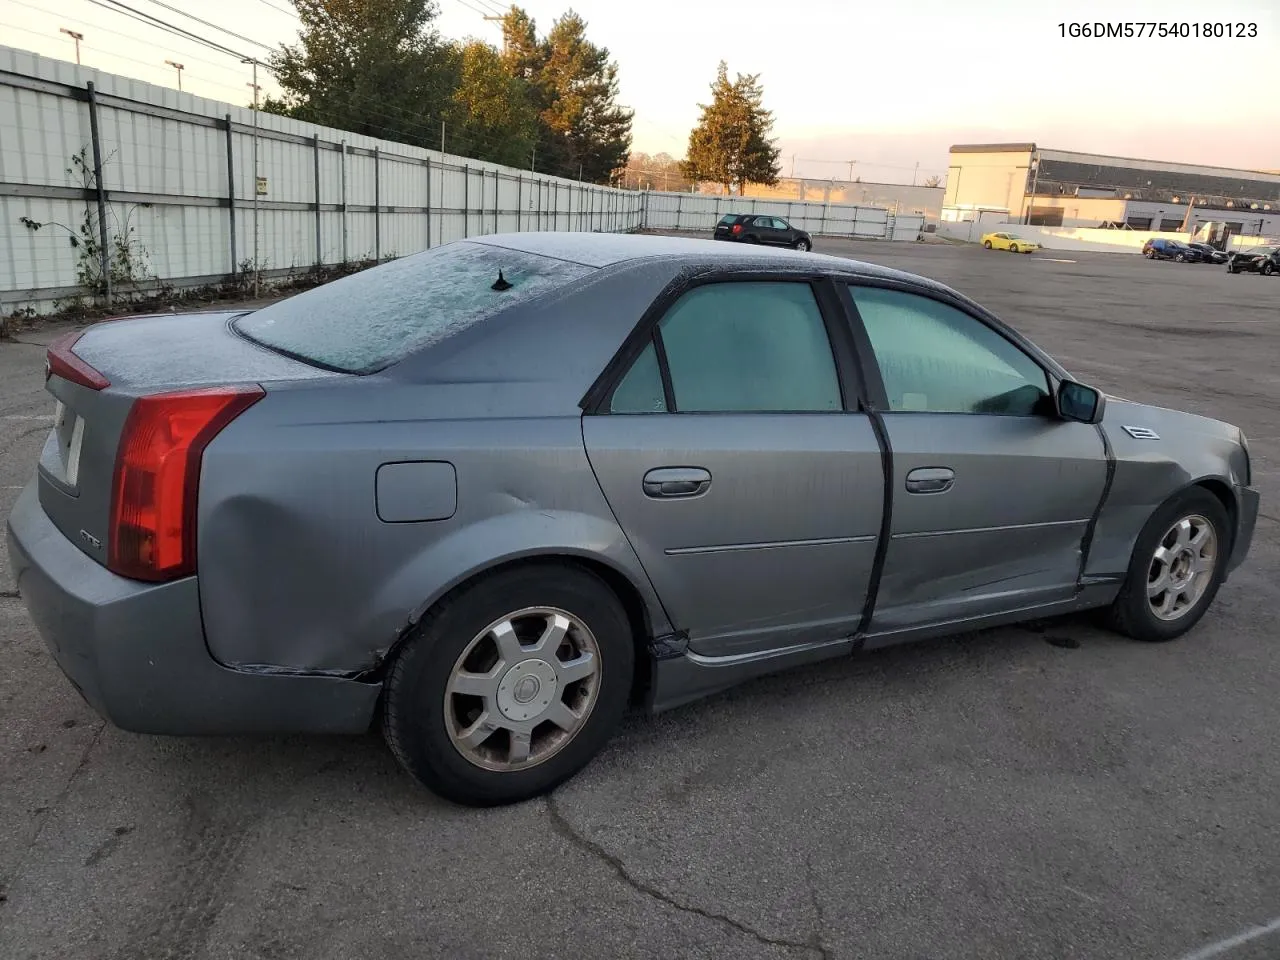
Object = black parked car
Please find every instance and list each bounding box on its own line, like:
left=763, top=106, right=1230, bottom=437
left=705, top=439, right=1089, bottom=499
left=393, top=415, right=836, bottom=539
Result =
left=1142, top=238, right=1201, bottom=262
left=713, top=213, right=812, bottom=251
left=1226, top=245, right=1280, bottom=275
left=1186, top=241, right=1229, bottom=264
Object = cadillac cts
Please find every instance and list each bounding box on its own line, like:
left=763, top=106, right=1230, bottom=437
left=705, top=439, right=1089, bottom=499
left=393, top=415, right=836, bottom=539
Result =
left=6, top=234, right=1259, bottom=806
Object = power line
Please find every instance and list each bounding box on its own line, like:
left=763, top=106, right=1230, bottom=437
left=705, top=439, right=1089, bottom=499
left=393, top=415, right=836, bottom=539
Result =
left=248, top=0, right=297, bottom=17
left=0, top=19, right=254, bottom=100
left=80, top=0, right=253, bottom=59
left=451, top=0, right=495, bottom=18
left=14, top=0, right=261, bottom=80
left=134, top=0, right=275, bottom=51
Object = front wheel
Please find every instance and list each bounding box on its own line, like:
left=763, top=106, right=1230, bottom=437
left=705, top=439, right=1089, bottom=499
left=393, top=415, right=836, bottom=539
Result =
left=794, top=237, right=811, bottom=252
left=382, top=563, right=635, bottom=806
left=1105, top=488, right=1229, bottom=643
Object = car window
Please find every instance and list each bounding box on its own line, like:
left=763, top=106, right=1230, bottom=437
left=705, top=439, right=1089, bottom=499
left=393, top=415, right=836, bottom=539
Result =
left=609, top=341, right=667, bottom=413
left=662, top=283, right=841, bottom=412
left=611, top=282, right=842, bottom=413
left=849, top=286, right=1051, bottom=416
left=235, top=241, right=594, bottom=374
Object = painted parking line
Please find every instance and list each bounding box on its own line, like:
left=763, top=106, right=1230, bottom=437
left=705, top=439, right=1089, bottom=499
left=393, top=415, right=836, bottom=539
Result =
left=1172, top=914, right=1280, bottom=960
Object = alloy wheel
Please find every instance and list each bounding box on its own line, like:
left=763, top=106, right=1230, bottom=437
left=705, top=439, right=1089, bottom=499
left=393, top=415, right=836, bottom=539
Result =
left=444, top=606, right=602, bottom=771
left=1147, top=515, right=1218, bottom=621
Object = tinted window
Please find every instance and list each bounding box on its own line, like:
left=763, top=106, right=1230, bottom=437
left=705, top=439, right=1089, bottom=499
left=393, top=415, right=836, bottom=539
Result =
left=235, top=242, right=594, bottom=374
left=849, top=286, right=1050, bottom=416
left=610, top=341, right=666, bottom=413
left=617, top=282, right=842, bottom=413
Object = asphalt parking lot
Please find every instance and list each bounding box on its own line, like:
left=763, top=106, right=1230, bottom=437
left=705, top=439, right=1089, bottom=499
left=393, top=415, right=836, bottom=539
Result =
left=2, top=238, right=1279, bottom=960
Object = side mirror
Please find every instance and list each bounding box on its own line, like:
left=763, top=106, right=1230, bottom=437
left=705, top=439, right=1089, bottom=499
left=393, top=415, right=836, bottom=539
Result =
left=1057, top=380, right=1105, bottom=424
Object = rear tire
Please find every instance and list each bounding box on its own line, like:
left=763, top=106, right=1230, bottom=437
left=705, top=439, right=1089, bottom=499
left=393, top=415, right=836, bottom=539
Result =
left=382, top=563, right=635, bottom=806
left=1105, top=488, right=1229, bottom=643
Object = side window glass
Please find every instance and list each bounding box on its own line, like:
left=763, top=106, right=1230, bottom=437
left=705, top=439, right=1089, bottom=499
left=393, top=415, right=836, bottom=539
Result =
left=849, top=286, right=1051, bottom=416
left=658, top=282, right=842, bottom=413
left=609, top=340, right=667, bottom=413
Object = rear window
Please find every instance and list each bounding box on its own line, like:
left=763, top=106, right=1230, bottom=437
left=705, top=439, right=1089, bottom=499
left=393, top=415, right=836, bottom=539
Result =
left=234, top=241, right=594, bottom=374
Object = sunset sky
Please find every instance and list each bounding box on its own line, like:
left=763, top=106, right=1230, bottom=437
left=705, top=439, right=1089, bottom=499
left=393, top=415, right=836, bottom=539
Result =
left=2, top=0, right=1277, bottom=183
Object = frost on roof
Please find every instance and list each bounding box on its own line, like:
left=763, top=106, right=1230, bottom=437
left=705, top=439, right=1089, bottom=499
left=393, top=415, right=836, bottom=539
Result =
left=235, top=241, right=595, bottom=374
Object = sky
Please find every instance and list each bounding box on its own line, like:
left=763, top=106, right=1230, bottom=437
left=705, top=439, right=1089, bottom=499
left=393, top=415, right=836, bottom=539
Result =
left=2, top=0, right=1278, bottom=184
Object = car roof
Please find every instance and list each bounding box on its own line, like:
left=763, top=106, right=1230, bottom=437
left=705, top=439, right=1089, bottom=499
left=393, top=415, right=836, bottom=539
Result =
left=467, top=231, right=886, bottom=275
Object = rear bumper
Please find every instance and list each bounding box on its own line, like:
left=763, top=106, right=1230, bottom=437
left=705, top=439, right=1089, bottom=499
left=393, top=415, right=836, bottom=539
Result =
left=1227, top=484, right=1260, bottom=576
left=5, top=481, right=379, bottom=735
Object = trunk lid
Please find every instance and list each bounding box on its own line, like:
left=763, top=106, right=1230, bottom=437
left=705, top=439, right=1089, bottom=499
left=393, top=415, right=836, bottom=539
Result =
left=37, top=310, right=341, bottom=569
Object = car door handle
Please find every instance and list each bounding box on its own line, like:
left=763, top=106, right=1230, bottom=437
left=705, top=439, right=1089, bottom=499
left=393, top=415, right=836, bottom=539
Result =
left=643, top=467, right=712, bottom=499
left=905, top=467, right=955, bottom=494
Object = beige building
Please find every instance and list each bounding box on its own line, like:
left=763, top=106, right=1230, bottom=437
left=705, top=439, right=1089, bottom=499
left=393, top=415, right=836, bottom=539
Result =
left=943, top=143, right=1280, bottom=235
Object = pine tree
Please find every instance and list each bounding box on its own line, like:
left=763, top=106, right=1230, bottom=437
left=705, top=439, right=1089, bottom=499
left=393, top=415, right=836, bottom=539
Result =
left=498, top=7, right=633, bottom=182
left=682, top=61, right=782, bottom=195
left=266, top=0, right=456, bottom=147
left=449, top=41, right=538, bottom=168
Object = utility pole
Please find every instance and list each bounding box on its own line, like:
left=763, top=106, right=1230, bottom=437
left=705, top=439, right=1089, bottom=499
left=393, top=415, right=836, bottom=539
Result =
left=165, top=60, right=184, bottom=91
left=243, top=60, right=261, bottom=297
left=483, top=15, right=508, bottom=55
left=60, top=28, right=83, bottom=65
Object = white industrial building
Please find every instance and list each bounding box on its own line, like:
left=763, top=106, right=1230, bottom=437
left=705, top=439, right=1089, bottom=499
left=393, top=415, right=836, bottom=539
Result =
left=942, top=143, right=1280, bottom=241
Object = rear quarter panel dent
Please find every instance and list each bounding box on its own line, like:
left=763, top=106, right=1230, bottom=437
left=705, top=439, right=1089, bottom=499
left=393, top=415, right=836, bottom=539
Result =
left=196, top=402, right=667, bottom=673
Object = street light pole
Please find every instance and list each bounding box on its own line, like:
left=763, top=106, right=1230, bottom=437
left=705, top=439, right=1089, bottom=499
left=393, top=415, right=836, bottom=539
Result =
left=165, top=60, right=184, bottom=91
left=59, top=28, right=83, bottom=65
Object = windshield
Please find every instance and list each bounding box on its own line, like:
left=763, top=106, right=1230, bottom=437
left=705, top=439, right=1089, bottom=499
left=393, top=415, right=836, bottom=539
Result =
left=234, top=242, right=595, bottom=374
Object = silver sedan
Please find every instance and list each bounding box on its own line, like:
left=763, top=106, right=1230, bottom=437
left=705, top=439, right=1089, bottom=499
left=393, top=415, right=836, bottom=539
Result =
left=6, top=233, right=1259, bottom=806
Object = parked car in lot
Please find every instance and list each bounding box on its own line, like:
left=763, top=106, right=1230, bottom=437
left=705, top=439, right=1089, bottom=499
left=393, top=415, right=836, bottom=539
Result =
left=980, top=231, right=1041, bottom=253
left=7, top=233, right=1258, bottom=807
left=713, top=213, right=812, bottom=251
left=1186, top=241, right=1229, bottom=265
left=1226, top=245, right=1280, bottom=275
left=1142, top=238, right=1200, bottom=262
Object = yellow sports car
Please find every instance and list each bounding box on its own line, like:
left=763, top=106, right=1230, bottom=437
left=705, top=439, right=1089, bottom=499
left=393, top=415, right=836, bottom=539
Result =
left=981, top=231, right=1041, bottom=254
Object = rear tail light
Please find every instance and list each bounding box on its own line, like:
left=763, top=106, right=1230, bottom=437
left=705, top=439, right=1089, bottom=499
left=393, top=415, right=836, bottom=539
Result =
left=108, top=385, right=264, bottom=582
left=46, top=330, right=110, bottom=390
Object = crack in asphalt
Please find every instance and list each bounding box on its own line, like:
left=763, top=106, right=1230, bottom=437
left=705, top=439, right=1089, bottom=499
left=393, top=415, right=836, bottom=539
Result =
left=545, top=794, right=826, bottom=958
left=0, top=721, right=105, bottom=893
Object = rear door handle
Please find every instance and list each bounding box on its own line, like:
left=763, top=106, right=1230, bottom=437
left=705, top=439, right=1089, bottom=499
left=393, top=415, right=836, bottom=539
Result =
left=643, top=467, right=712, bottom=499
left=905, top=466, right=955, bottom=494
